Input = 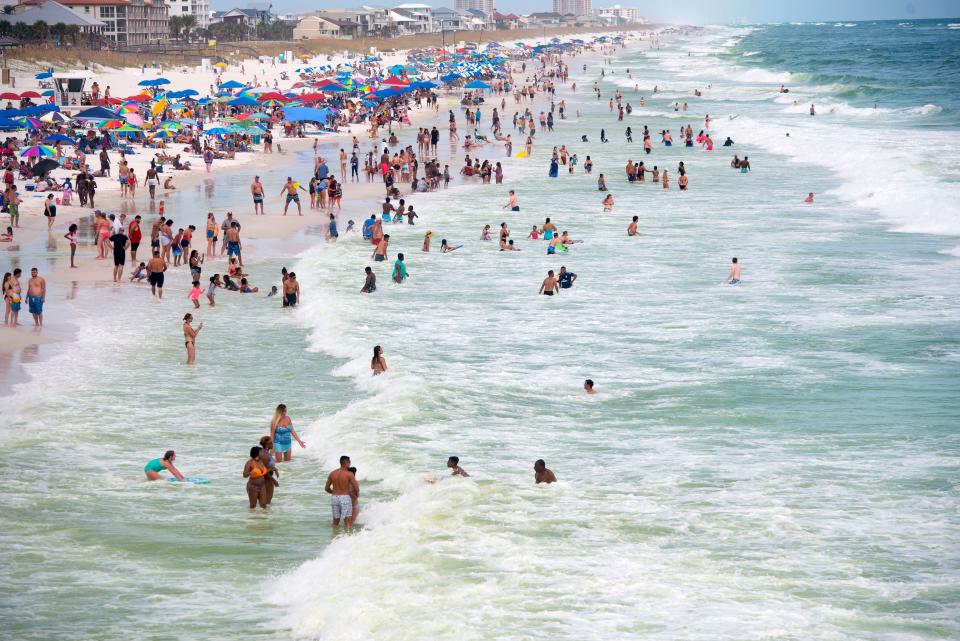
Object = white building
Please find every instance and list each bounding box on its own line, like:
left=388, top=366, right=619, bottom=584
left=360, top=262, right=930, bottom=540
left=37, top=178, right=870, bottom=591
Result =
left=165, top=0, right=209, bottom=30
left=395, top=3, right=432, bottom=31
left=595, top=5, right=644, bottom=23
left=454, top=0, right=494, bottom=18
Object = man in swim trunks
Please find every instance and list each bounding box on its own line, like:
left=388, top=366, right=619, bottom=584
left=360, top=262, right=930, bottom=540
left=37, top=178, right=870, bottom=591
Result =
left=503, top=190, right=519, bottom=211
left=372, top=234, right=389, bottom=262
left=26, top=267, right=45, bottom=327
left=146, top=250, right=167, bottom=299
left=325, top=455, right=359, bottom=531
left=280, top=177, right=306, bottom=216
left=534, top=459, right=557, bottom=484
left=724, top=257, right=741, bottom=284
left=251, top=176, right=265, bottom=215
left=282, top=272, right=300, bottom=307
left=628, top=215, right=639, bottom=236
left=225, top=222, right=243, bottom=266
left=539, top=270, right=559, bottom=296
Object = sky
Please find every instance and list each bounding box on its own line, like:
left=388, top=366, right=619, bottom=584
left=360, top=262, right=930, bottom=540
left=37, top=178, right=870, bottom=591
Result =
left=210, top=0, right=960, bottom=22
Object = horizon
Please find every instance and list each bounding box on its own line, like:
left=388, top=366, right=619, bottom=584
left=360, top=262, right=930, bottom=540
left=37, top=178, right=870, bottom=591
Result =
left=207, top=0, right=960, bottom=23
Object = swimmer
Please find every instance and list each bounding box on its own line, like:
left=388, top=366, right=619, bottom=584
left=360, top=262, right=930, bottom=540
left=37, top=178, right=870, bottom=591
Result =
left=503, top=190, right=519, bottom=211
left=628, top=215, right=639, bottom=236
left=724, top=257, right=741, bottom=285
left=144, top=450, right=185, bottom=481
left=372, top=345, right=387, bottom=375
left=539, top=270, right=559, bottom=296
left=534, top=459, right=557, bottom=484
left=361, top=266, right=376, bottom=293
left=804, top=192, right=814, bottom=203
left=584, top=379, right=595, bottom=395
left=603, top=194, right=614, bottom=211
left=501, top=239, right=520, bottom=251
left=440, top=239, right=459, bottom=253
left=323, top=455, right=360, bottom=530
left=528, top=225, right=540, bottom=240
left=447, top=456, right=469, bottom=477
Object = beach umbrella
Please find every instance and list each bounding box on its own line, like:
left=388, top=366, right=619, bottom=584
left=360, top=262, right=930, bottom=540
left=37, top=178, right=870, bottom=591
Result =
left=256, top=92, right=288, bottom=102
left=20, top=145, right=56, bottom=158
left=464, top=80, right=491, bottom=90
left=138, top=78, right=170, bottom=87
left=0, top=91, right=18, bottom=99
left=124, top=94, right=151, bottom=103
left=297, top=93, right=324, bottom=103
left=228, top=95, right=260, bottom=107
left=214, top=62, right=228, bottom=68
left=178, top=117, right=199, bottom=126
left=74, top=106, right=120, bottom=120
left=35, top=71, right=53, bottom=79
left=114, top=124, right=142, bottom=133
left=203, top=127, right=233, bottom=135
left=123, top=113, right=145, bottom=127
left=149, top=129, right=176, bottom=139
left=41, top=90, right=55, bottom=97
left=40, top=110, right=71, bottom=123
left=44, top=134, right=75, bottom=144
left=31, top=158, right=60, bottom=177
left=220, top=80, right=245, bottom=89
left=16, top=117, right=44, bottom=129
left=19, top=91, right=41, bottom=99
left=411, top=80, right=437, bottom=89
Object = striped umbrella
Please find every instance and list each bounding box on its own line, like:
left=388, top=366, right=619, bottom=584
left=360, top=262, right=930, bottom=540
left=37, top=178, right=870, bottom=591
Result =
left=20, top=145, right=56, bottom=157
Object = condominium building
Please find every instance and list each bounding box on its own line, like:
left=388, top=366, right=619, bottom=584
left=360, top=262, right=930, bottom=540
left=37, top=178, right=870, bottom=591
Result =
left=453, top=0, right=494, bottom=18
left=595, top=5, right=643, bottom=22
left=552, top=0, right=591, bottom=17
left=164, top=0, right=209, bottom=29
left=25, top=0, right=169, bottom=44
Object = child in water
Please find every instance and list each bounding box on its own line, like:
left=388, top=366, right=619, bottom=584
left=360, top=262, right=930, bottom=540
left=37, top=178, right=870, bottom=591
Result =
left=528, top=225, right=540, bottom=240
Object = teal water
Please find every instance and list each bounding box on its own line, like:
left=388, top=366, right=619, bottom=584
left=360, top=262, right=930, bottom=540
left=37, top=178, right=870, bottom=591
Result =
left=2, top=25, right=959, bottom=641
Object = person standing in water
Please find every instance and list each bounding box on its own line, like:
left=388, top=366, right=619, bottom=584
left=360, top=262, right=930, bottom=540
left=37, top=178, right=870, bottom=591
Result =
left=182, top=313, right=203, bottom=365
left=392, top=252, right=408, bottom=284
left=361, top=266, right=376, bottom=293
left=539, top=270, right=559, bottom=296
left=584, top=379, right=595, bottom=394
left=372, top=345, right=387, bottom=375
left=326, top=455, right=359, bottom=531
left=270, top=404, right=306, bottom=463
left=243, top=446, right=270, bottom=509
left=724, top=257, right=741, bottom=284
left=144, top=450, right=185, bottom=481
left=534, top=459, right=557, bottom=484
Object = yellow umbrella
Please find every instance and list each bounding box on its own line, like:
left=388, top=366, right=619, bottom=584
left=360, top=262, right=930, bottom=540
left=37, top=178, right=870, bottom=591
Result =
left=214, top=62, right=228, bottom=68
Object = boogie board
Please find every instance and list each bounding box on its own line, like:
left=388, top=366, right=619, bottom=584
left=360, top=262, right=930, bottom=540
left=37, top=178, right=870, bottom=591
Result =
left=169, top=476, right=210, bottom=484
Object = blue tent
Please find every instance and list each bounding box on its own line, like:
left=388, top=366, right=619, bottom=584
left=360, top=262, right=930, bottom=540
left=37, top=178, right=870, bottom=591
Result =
left=227, top=95, right=260, bottom=107
left=44, top=134, right=76, bottom=144
left=73, top=105, right=120, bottom=120
left=220, top=80, right=246, bottom=89
left=282, top=106, right=335, bottom=123
left=465, top=80, right=491, bottom=89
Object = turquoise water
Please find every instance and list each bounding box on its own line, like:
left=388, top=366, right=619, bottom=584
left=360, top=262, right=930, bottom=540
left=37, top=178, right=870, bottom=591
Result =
left=2, top=24, right=959, bottom=640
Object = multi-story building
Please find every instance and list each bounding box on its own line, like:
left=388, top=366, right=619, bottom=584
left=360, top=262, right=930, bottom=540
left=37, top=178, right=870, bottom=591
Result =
left=164, top=0, right=209, bottom=30
left=395, top=3, right=432, bottom=32
left=552, top=0, right=591, bottom=17
left=595, top=5, right=643, bottom=23
left=453, top=0, right=494, bottom=18
left=25, top=0, right=169, bottom=45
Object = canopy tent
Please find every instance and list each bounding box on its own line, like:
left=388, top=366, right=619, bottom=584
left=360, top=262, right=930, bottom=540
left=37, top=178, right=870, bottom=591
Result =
left=72, top=106, right=119, bottom=120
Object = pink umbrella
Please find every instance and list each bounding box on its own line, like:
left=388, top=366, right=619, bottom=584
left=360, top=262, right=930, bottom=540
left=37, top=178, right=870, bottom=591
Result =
left=124, top=113, right=145, bottom=127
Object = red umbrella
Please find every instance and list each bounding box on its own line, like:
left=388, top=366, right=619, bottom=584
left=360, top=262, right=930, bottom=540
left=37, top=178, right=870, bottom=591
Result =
left=98, top=97, right=123, bottom=105
left=0, top=91, right=19, bottom=100
left=315, top=78, right=339, bottom=87
left=298, top=93, right=324, bottom=103
left=124, top=94, right=151, bottom=103
left=19, top=91, right=41, bottom=99
left=256, top=92, right=288, bottom=102
left=381, top=75, right=406, bottom=86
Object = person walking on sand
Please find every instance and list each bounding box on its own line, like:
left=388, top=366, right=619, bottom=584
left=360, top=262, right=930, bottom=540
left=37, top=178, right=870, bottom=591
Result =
left=280, top=177, right=306, bottom=216
left=325, top=455, right=359, bottom=531
left=251, top=176, right=265, bottom=215
left=270, top=404, right=306, bottom=463
left=26, top=267, right=45, bottom=327
left=182, top=313, right=203, bottom=365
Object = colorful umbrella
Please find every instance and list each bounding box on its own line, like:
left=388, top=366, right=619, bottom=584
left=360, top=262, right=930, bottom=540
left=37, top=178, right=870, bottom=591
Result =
left=20, top=145, right=56, bottom=157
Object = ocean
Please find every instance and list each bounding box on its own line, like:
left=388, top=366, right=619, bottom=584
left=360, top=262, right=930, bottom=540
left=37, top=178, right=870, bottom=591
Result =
left=2, top=21, right=958, bottom=641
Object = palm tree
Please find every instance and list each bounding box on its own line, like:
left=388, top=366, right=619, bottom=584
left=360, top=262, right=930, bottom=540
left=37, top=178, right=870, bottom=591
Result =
left=169, top=15, right=184, bottom=41
left=181, top=14, right=196, bottom=42
left=32, top=19, right=49, bottom=42
left=50, top=21, right=66, bottom=45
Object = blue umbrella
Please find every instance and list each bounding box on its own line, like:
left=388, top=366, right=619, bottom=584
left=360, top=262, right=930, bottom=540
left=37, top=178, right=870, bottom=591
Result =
left=35, top=71, right=53, bottom=79
left=179, top=118, right=199, bottom=126
left=411, top=81, right=437, bottom=89
left=465, top=80, right=491, bottom=90
left=44, top=134, right=75, bottom=144
left=138, top=78, right=170, bottom=87
left=219, top=80, right=245, bottom=89
left=73, top=105, right=120, bottom=120
left=204, top=127, right=234, bottom=135
left=227, top=95, right=259, bottom=107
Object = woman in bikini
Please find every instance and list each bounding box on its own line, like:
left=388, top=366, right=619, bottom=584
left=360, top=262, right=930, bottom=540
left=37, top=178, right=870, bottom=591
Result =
left=182, top=313, right=203, bottom=365
left=372, top=345, right=387, bottom=375
left=243, top=446, right=270, bottom=509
